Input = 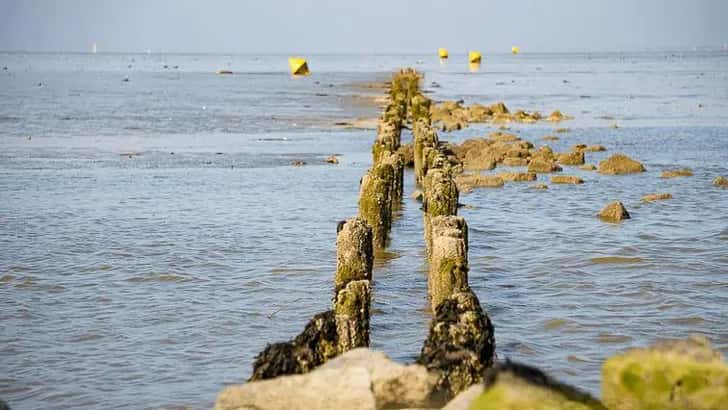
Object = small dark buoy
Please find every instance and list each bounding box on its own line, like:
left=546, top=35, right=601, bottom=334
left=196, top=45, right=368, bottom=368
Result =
left=2, top=66, right=7, bottom=71
left=163, top=64, right=169, bottom=69
left=173, top=65, right=179, bottom=69
left=170, top=152, right=175, bottom=155
left=37, top=82, right=44, bottom=87
left=122, top=77, right=129, bottom=82
left=27, top=135, right=31, bottom=140
left=127, top=64, right=132, bottom=68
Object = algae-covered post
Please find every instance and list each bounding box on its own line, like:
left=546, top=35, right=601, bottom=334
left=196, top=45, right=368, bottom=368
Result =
left=423, top=168, right=459, bottom=257
left=358, top=162, right=394, bottom=250
left=333, top=280, right=371, bottom=353
left=334, top=218, right=373, bottom=292
left=428, top=216, right=469, bottom=311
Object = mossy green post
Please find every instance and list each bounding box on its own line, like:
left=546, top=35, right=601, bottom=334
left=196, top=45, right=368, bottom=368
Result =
left=428, top=216, right=469, bottom=311
left=358, top=165, right=393, bottom=250
left=423, top=168, right=459, bottom=257
left=333, top=280, right=371, bottom=353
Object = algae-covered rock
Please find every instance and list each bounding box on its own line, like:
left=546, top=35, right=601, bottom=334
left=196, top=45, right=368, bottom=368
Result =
left=579, top=164, right=597, bottom=171
left=598, top=201, right=630, bottom=222
left=542, top=135, right=560, bottom=141
left=497, top=172, right=537, bottom=182
left=714, top=176, right=728, bottom=187
left=557, top=150, right=585, bottom=165
left=501, top=157, right=529, bottom=167
left=530, top=183, right=549, bottom=190
left=335, top=218, right=373, bottom=292
left=249, top=311, right=339, bottom=381
left=642, top=193, right=673, bottom=202
left=602, top=335, right=728, bottom=410
left=598, top=154, right=645, bottom=175
left=417, top=290, right=495, bottom=401
left=551, top=175, right=584, bottom=184
left=455, top=174, right=504, bottom=193
left=660, top=168, right=694, bottom=178
left=528, top=158, right=562, bottom=173
left=470, top=362, right=606, bottom=410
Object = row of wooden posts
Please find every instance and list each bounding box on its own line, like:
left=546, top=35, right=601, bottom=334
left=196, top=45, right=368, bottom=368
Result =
left=250, top=68, right=494, bottom=401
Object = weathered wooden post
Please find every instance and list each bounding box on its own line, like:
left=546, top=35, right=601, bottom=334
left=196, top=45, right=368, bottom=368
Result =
left=428, top=216, right=469, bottom=311
left=422, top=168, right=459, bottom=257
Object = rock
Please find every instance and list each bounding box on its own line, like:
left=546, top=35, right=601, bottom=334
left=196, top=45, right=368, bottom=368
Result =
left=555, top=127, right=570, bottom=133
left=550, top=175, right=584, bottom=184
left=501, top=157, right=529, bottom=167
left=469, top=362, right=606, bottom=410
left=579, top=164, right=597, bottom=171
left=714, top=176, right=728, bottom=187
left=530, top=183, right=548, bottom=190
left=489, top=102, right=509, bottom=115
left=455, top=174, right=504, bottom=193
left=487, top=131, right=519, bottom=143
left=462, top=149, right=497, bottom=171
left=598, top=201, right=630, bottom=222
left=217, top=365, right=376, bottom=410
left=249, top=311, right=339, bottom=381
left=547, top=110, right=569, bottom=122
left=319, top=349, right=439, bottom=409
left=642, top=193, right=672, bottom=202
left=291, top=160, right=306, bottom=166
left=325, top=155, right=339, bottom=164
left=497, top=172, right=537, bottom=182
left=418, top=290, right=495, bottom=401
left=398, top=143, right=414, bottom=167
left=541, top=135, right=560, bottom=141
left=442, top=384, right=484, bottom=410
left=556, top=151, right=585, bottom=165
left=597, top=154, right=645, bottom=175
left=602, top=335, right=728, bottom=410
left=411, top=189, right=423, bottom=201
left=584, top=144, right=607, bottom=152
left=660, top=168, right=694, bottom=178
left=528, top=158, right=562, bottom=173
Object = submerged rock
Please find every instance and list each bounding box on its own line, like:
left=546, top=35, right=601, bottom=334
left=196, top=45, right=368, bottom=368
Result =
left=642, top=193, right=673, bottom=202
left=579, top=164, right=597, bottom=171
left=551, top=175, right=584, bottom=184
left=557, top=151, right=585, bottom=166
left=418, top=290, right=495, bottom=401
left=602, top=335, right=728, bottom=410
left=597, top=154, right=645, bottom=175
left=528, top=158, right=562, bottom=173
left=455, top=174, right=504, bottom=193
left=501, top=157, right=529, bottom=167
left=714, top=176, right=728, bottom=187
left=660, top=168, right=694, bottom=178
left=598, top=201, right=630, bottom=222
left=497, top=172, right=537, bottom=182
left=470, top=362, right=606, bottom=410
left=325, top=155, right=339, bottom=164
left=541, top=135, right=560, bottom=141
left=530, top=183, right=549, bottom=190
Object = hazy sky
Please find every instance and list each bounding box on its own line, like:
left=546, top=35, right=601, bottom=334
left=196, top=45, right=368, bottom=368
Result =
left=1, top=0, right=726, bottom=53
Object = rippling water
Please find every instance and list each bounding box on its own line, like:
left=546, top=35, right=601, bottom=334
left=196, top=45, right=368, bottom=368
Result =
left=1, top=51, right=727, bottom=409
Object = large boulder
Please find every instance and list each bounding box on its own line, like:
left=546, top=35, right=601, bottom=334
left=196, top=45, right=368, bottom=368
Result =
left=598, top=201, right=630, bottom=222
left=215, top=349, right=439, bottom=410
left=597, top=154, right=645, bottom=175
left=602, top=335, right=728, bottom=410
left=469, top=362, right=606, bottom=410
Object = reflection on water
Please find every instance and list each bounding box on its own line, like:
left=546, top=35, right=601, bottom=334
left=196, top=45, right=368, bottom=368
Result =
left=1, top=51, right=728, bottom=408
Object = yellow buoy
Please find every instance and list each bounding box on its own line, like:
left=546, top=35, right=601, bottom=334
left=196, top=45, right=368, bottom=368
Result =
left=438, top=48, right=449, bottom=59
left=288, top=57, right=310, bottom=76
left=468, top=51, right=482, bottom=64
left=469, top=62, right=481, bottom=72
left=512, top=46, right=520, bottom=55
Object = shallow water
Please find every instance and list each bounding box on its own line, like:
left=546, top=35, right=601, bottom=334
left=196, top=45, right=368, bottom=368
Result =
left=1, top=51, right=727, bottom=409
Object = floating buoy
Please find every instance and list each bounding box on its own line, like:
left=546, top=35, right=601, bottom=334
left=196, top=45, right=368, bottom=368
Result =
left=468, top=51, right=482, bottom=64
left=288, top=57, right=310, bottom=76
left=438, top=48, right=449, bottom=59
left=512, top=46, right=520, bottom=54
left=216, top=69, right=233, bottom=75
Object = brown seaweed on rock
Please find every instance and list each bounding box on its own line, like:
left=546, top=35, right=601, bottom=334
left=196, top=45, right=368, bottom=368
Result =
left=417, top=290, right=495, bottom=401
left=249, top=311, right=339, bottom=381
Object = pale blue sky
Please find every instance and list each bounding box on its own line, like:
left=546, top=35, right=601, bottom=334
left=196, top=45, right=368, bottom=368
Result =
left=1, top=0, right=726, bottom=53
